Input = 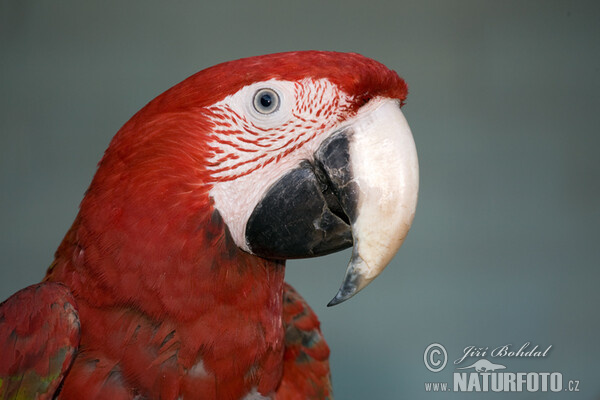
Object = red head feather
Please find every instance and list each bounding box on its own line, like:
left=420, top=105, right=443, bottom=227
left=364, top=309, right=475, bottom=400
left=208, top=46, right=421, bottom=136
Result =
left=143, top=51, right=407, bottom=113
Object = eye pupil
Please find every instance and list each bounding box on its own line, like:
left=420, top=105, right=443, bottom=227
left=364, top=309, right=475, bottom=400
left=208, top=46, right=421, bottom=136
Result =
left=260, top=94, right=272, bottom=108
left=253, top=88, right=280, bottom=114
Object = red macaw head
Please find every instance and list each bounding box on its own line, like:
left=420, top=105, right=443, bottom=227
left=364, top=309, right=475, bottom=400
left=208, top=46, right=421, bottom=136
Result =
left=84, top=51, right=419, bottom=306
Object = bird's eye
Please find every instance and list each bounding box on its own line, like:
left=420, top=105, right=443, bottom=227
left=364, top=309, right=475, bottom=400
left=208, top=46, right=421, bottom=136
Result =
left=253, top=88, right=280, bottom=114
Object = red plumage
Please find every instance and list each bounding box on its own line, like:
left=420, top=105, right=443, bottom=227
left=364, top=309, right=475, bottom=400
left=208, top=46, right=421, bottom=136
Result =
left=0, top=283, right=80, bottom=399
left=0, top=51, right=409, bottom=399
left=277, top=284, right=332, bottom=399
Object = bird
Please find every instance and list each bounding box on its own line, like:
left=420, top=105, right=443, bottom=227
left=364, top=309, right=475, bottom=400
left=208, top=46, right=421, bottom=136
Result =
left=0, top=51, right=419, bottom=400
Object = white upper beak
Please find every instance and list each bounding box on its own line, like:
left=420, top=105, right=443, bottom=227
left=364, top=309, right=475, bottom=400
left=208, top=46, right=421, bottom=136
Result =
left=328, top=99, right=419, bottom=306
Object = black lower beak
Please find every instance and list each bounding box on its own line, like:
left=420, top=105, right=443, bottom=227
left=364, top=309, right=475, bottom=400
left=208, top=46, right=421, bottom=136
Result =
left=245, top=131, right=356, bottom=259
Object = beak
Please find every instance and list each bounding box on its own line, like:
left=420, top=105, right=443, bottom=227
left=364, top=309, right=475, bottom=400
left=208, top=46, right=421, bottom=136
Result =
left=245, top=98, right=419, bottom=306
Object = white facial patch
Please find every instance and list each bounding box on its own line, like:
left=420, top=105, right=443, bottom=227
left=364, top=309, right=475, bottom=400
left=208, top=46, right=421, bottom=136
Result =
left=205, top=78, right=353, bottom=251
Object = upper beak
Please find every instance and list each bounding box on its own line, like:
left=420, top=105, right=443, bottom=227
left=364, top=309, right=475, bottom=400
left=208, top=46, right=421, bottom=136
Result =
left=245, top=98, right=419, bottom=306
left=324, top=99, right=419, bottom=305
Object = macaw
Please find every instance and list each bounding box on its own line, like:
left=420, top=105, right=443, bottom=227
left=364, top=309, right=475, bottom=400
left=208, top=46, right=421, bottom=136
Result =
left=0, top=51, right=419, bottom=400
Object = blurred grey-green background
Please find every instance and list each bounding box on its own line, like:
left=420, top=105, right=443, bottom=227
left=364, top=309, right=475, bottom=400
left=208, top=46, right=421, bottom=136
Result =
left=1, top=1, right=599, bottom=399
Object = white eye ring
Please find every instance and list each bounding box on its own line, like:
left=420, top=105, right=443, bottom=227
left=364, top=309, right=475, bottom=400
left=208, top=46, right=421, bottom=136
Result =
left=228, top=80, right=294, bottom=129
left=253, top=88, right=280, bottom=114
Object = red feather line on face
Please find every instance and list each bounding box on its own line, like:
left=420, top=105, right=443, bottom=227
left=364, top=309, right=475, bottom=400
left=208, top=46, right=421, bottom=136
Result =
left=203, top=78, right=349, bottom=182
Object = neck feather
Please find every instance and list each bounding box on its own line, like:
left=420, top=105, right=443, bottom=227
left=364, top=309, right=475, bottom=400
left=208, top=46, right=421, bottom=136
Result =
left=46, top=174, right=286, bottom=396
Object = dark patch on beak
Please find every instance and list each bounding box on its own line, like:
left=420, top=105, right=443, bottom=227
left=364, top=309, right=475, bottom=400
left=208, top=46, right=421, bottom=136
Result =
left=314, top=130, right=358, bottom=223
left=245, top=130, right=357, bottom=259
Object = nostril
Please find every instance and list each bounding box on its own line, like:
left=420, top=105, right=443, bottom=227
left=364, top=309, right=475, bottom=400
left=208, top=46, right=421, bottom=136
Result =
left=360, top=95, right=372, bottom=107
